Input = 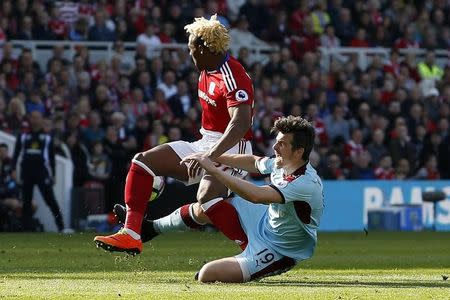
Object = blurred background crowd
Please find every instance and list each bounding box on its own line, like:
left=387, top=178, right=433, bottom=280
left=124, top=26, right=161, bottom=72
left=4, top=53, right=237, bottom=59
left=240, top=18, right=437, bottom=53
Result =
left=0, top=0, right=449, bottom=229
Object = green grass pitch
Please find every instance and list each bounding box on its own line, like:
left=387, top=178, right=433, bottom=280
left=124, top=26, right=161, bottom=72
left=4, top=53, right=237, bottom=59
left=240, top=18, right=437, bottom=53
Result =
left=0, top=231, right=449, bottom=299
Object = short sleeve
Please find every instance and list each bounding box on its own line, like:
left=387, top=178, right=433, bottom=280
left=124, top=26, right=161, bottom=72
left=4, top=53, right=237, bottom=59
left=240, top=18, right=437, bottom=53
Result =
left=255, top=157, right=274, bottom=174
left=279, top=178, right=317, bottom=205
left=223, top=70, right=253, bottom=108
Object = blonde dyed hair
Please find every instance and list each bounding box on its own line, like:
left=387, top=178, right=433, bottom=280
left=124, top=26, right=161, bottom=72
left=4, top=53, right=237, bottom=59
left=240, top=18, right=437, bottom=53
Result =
left=184, top=14, right=230, bottom=54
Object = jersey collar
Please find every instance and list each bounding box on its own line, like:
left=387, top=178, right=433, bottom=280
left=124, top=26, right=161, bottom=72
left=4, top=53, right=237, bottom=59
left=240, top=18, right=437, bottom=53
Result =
left=207, top=52, right=230, bottom=74
left=283, top=161, right=308, bottom=182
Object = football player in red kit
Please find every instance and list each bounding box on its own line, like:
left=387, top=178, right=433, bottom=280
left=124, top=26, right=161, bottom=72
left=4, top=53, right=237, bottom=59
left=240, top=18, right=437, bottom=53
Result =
left=94, top=15, right=254, bottom=254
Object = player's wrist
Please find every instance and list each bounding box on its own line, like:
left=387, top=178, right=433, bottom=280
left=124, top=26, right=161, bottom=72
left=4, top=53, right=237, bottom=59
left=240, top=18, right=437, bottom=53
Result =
left=207, top=150, right=219, bottom=160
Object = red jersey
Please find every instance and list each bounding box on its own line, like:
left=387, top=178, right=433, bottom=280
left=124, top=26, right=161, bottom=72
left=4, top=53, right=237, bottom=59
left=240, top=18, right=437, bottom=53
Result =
left=197, top=55, right=254, bottom=140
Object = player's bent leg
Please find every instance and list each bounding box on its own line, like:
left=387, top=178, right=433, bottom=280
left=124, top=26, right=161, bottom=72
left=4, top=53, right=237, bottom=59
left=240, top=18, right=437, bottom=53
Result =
left=152, top=172, right=229, bottom=235
left=196, top=174, right=229, bottom=206
left=94, top=145, right=188, bottom=254
left=198, top=175, right=248, bottom=250
left=113, top=204, right=159, bottom=243
left=197, top=257, right=244, bottom=283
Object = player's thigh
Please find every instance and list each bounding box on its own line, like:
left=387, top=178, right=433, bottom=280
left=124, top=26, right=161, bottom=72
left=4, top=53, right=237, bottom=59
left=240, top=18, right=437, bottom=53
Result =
left=138, top=144, right=188, bottom=182
left=229, top=197, right=267, bottom=236
left=196, top=174, right=229, bottom=204
left=198, top=257, right=244, bottom=283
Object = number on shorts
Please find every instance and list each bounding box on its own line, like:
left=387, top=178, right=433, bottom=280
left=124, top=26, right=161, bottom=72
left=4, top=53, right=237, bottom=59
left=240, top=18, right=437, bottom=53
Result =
left=256, top=248, right=275, bottom=265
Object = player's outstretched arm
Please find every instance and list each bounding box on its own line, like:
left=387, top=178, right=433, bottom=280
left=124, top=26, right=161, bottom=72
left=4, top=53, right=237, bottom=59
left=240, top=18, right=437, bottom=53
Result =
left=214, top=153, right=261, bottom=173
left=181, top=154, right=283, bottom=204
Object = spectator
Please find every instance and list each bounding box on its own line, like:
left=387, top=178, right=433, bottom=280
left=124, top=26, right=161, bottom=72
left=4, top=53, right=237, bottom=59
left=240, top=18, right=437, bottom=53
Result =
left=157, top=70, right=178, bottom=100
left=394, top=158, right=411, bottom=180
left=82, top=111, right=105, bottom=147
left=320, top=24, right=340, bottom=48
left=66, top=131, right=89, bottom=187
left=0, top=143, right=22, bottom=231
left=349, top=151, right=375, bottom=179
left=324, top=105, right=351, bottom=142
left=367, top=129, right=388, bottom=164
left=88, top=141, right=112, bottom=183
left=15, top=15, right=33, bottom=40
left=389, top=124, right=416, bottom=167
left=168, top=81, right=193, bottom=119
left=415, top=155, right=440, bottom=180
left=334, top=8, right=356, bottom=45
left=374, top=155, right=395, bottom=180
left=311, top=0, right=330, bottom=35
left=33, top=11, right=56, bottom=41
left=344, top=128, right=365, bottom=166
left=321, top=153, right=346, bottom=180
left=88, top=10, right=115, bottom=41
left=229, top=15, right=268, bottom=58
left=417, top=50, right=444, bottom=84
left=350, top=28, right=369, bottom=47
left=69, top=17, right=89, bottom=41
left=137, top=24, right=162, bottom=59
left=103, top=126, right=128, bottom=212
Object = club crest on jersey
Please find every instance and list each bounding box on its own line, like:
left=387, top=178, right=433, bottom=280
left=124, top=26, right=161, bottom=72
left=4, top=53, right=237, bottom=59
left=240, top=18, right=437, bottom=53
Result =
left=208, top=82, right=216, bottom=95
left=235, top=90, right=249, bottom=102
left=276, top=180, right=288, bottom=188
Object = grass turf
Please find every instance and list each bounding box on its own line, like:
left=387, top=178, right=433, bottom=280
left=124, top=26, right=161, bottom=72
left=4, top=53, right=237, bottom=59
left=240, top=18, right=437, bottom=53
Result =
left=0, top=231, right=449, bottom=299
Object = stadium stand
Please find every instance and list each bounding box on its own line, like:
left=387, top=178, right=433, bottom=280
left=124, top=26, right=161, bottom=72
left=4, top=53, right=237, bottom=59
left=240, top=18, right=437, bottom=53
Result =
left=0, top=0, right=449, bottom=230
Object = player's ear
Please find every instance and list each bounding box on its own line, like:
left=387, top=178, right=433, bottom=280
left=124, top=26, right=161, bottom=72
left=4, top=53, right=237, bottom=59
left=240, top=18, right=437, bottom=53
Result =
left=295, top=147, right=305, bottom=160
left=198, top=44, right=205, bottom=55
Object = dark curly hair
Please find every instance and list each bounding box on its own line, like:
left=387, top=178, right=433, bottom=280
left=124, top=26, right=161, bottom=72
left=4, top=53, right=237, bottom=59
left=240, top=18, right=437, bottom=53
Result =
left=271, top=116, right=315, bottom=160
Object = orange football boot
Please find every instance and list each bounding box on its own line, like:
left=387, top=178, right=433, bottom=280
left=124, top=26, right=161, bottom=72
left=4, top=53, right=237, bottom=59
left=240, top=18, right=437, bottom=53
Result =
left=94, top=228, right=143, bottom=255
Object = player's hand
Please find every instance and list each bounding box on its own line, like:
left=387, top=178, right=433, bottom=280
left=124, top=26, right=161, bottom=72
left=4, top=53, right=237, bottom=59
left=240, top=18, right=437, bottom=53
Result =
left=181, top=153, right=215, bottom=177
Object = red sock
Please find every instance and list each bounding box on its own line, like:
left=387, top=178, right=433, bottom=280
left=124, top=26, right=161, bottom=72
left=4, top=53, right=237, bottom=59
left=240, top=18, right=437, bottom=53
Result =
left=204, top=200, right=248, bottom=250
left=124, top=162, right=154, bottom=235
left=180, top=204, right=202, bottom=229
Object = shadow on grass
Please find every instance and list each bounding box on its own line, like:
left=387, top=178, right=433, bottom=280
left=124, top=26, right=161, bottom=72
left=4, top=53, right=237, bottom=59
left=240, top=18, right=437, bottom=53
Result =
left=258, top=279, right=448, bottom=289
left=6, top=273, right=448, bottom=289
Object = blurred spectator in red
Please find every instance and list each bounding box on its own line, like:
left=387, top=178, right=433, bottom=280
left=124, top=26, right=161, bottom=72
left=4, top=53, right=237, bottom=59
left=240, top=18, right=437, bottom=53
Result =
left=321, top=153, right=346, bottom=180
left=374, top=154, right=395, bottom=180
left=350, top=28, right=369, bottom=47
left=415, top=155, right=440, bottom=180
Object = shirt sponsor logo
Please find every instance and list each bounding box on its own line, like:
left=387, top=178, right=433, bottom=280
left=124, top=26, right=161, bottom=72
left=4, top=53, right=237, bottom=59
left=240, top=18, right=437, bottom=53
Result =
left=198, top=89, right=217, bottom=107
left=235, top=89, right=249, bottom=102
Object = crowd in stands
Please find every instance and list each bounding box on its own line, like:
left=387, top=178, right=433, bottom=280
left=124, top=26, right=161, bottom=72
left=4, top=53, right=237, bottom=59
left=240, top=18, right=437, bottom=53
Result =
left=0, top=0, right=449, bottom=225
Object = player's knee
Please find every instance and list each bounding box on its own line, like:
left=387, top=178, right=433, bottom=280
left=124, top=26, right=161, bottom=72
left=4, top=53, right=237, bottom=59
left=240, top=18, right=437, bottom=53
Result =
left=196, top=187, right=210, bottom=205
left=197, top=263, right=217, bottom=283
left=132, top=152, right=145, bottom=162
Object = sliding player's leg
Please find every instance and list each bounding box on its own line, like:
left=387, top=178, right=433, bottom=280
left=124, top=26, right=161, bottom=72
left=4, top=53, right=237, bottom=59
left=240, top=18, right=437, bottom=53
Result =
left=197, top=197, right=296, bottom=283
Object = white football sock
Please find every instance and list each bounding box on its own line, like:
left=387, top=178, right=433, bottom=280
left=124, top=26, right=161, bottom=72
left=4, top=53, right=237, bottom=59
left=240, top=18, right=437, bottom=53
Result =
left=153, top=207, right=188, bottom=233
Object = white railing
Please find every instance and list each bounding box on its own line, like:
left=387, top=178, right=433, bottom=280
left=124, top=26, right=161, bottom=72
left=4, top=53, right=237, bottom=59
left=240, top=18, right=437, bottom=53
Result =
left=9, top=40, right=279, bottom=70
left=0, top=130, right=73, bottom=232
left=319, top=47, right=449, bottom=71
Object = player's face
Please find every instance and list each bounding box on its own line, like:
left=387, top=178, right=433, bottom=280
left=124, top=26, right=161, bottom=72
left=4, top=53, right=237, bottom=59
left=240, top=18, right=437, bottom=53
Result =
left=272, top=132, right=296, bottom=168
left=188, top=35, right=205, bottom=70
